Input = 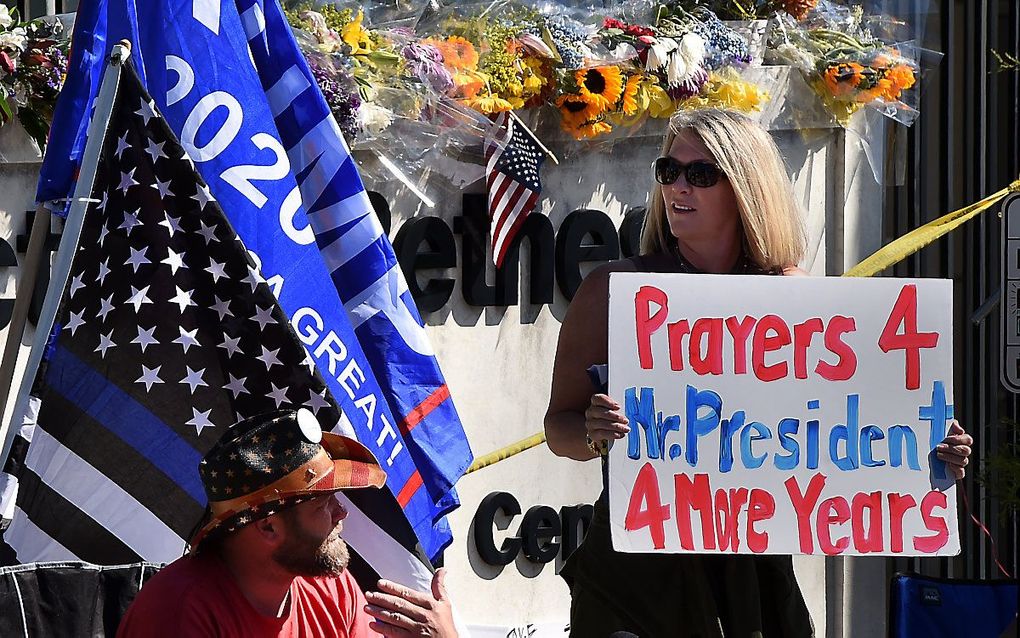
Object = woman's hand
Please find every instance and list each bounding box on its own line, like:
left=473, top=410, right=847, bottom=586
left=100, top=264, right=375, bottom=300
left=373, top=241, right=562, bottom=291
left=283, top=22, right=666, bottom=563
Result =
left=936, top=420, right=973, bottom=480
left=585, top=394, right=630, bottom=456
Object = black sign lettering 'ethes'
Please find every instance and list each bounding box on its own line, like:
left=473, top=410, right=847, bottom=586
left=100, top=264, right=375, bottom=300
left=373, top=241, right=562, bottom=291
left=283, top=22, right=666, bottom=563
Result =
left=0, top=62, right=343, bottom=565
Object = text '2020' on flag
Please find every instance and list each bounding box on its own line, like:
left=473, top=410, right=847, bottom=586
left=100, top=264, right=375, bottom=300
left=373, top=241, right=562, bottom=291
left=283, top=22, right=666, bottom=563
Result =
left=33, top=0, right=472, bottom=562
left=0, top=60, right=421, bottom=570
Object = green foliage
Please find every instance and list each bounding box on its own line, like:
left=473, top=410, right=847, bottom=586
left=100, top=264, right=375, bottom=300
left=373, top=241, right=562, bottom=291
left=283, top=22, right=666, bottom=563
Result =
left=979, top=418, right=1020, bottom=515
left=991, top=49, right=1020, bottom=73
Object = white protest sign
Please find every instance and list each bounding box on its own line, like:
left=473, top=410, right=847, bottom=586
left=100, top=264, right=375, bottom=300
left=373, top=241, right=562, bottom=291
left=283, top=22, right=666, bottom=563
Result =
left=607, top=273, right=958, bottom=556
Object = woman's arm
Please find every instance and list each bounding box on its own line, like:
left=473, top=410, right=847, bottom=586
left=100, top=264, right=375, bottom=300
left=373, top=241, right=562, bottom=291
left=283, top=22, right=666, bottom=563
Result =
left=545, top=261, right=633, bottom=461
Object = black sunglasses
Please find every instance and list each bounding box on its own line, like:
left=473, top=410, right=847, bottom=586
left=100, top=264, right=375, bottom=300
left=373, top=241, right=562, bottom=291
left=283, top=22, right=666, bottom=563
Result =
left=653, top=157, right=725, bottom=188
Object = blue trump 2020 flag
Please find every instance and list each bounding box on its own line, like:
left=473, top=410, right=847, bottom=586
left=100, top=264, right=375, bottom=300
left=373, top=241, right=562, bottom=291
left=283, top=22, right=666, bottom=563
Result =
left=37, top=0, right=472, bottom=560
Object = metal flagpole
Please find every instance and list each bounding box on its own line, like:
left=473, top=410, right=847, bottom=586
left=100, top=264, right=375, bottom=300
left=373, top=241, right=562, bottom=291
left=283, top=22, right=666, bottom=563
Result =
left=0, top=40, right=132, bottom=468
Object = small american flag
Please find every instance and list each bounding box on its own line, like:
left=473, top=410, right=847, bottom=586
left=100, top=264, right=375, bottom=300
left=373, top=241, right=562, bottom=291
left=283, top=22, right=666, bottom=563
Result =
left=485, top=112, right=546, bottom=268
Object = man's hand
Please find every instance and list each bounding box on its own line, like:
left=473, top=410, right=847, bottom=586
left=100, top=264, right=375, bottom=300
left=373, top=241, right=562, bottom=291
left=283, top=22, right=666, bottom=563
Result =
left=364, top=568, right=457, bottom=637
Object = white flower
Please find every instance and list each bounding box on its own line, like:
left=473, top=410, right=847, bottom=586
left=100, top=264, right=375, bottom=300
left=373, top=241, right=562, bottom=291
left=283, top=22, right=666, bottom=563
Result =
left=357, top=102, right=394, bottom=136
left=678, top=32, right=706, bottom=69
left=666, top=52, right=688, bottom=86
left=0, top=6, right=13, bottom=29
left=646, top=37, right=678, bottom=72
left=0, top=28, right=27, bottom=53
left=606, top=42, right=638, bottom=63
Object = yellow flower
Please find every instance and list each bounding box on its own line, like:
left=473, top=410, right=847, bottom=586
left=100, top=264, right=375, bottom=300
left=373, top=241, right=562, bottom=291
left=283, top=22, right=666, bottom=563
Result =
left=574, top=65, right=623, bottom=111
left=621, top=74, right=642, bottom=115
left=464, top=94, right=515, bottom=114
left=555, top=93, right=602, bottom=128
left=341, top=9, right=374, bottom=54
left=645, top=83, right=675, bottom=118
left=689, top=70, right=769, bottom=113
left=523, top=72, right=543, bottom=93
left=575, top=119, right=612, bottom=139
left=452, top=70, right=486, bottom=99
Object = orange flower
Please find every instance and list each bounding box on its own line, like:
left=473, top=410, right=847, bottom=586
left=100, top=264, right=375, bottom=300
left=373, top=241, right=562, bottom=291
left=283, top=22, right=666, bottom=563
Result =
left=574, top=65, right=623, bottom=111
left=430, top=35, right=479, bottom=71
left=621, top=74, right=642, bottom=115
left=452, top=70, right=485, bottom=99
left=885, top=65, right=916, bottom=93
left=822, top=62, right=865, bottom=99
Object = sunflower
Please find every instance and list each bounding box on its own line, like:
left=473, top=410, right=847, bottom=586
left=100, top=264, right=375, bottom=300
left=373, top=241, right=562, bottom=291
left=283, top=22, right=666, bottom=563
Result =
left=822, top=62, right=865, bottom=99
left=621, top=74, right=642, bottom=115
left=555, top=93, right=602, bottom=128
left=431, top=35, right=479, bottom=71
left=574, top=65, right=624, bottom=111
left=464, top=93, right=515, bottom=114
left=575, top=118, right=612, bottom=140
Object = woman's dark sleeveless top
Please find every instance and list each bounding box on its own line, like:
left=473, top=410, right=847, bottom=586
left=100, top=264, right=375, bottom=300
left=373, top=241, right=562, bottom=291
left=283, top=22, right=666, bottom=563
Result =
left=559, top=252, right=814, bottom=638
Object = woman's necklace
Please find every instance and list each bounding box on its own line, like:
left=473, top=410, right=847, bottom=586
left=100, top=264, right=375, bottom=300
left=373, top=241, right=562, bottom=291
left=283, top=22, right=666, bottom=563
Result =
left=670, top=242, right=758, bottom=274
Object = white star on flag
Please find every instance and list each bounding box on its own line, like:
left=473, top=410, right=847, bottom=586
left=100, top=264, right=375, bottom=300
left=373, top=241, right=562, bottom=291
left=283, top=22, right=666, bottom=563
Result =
left=119, top=210, right=143, bottom=235
left=218, top=333, right=242, bottom=357
left=180, top=366, right=208, bottom=394
left=173, top=327, right=200, bottom=352
left=136, top=364, right=164, bottom=391
left=185, top=407, right=215, bottom=436
left=115, top=132, right=131, bottom=160
left=242, top=266, right=264, bottom=293
left=95, top=331, right=116, bottom=358
left=97, top=295, right=115, bottom=322
left=210, top=295, right=233, bottom=320
left=152, top=176, right=172, bottom=199
left=131, top=325, right=159, bottom=352
left=192, top=183, right=214, bottom=208
left=257, top=345, right=282, bottom=370
left=267, top=383, right=290, bottom=408
left=69, top=273, right=86, bottom=298
left=145, top=138, right=167, bottom=163
left=97, top=258, right=111, bottom=284
left=251, top=305, right=276, bottom=330
left=205, top=259, right=228, bottom=283
left=126, top=285, right=154, bottom=312
left=158, top=213, right=184, bottom=237
left=64, top=310, right=86, bottom=335
left=304, top=389, right=330, bottom=414
left=196, top=220, right=219, bottom=245
left=135, top=98, right=157, bottom=125
left=169, top=286, right=196, bottom=312
left=224, top=373, right=248, bottom=398
left=162, top=248, right=187, bottom=275
left=125, top=246, right=150, bottom=272
left=118, top=168, right=139, bottom=194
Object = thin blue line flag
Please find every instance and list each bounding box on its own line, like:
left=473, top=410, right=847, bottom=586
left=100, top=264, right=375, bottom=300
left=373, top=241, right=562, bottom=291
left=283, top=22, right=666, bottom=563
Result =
left=35, top=0, right=472, bottom=561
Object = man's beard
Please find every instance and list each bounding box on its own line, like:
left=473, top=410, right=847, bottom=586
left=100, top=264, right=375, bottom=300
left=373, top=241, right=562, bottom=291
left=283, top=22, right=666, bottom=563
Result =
left=273, top=520, right=350, bottom=578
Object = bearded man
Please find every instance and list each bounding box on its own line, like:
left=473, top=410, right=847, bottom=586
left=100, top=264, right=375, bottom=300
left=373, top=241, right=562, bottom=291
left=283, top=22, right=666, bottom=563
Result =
left=117, top=408, right=457, bottom=637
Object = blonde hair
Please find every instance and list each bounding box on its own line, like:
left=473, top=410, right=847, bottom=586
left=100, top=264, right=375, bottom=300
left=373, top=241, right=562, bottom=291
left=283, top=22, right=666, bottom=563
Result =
left=639, top=108, right=805, bottom=270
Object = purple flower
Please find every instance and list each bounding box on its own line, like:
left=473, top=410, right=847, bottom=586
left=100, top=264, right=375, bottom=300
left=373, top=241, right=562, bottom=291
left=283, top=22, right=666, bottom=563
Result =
left=308, top=58, right=361, bottom=141
left=402, top=42, right=453, bottom=93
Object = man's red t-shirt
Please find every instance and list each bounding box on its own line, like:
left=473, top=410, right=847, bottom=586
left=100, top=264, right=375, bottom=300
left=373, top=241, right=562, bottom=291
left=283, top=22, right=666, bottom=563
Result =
left=116, top=553, right=375, bottom=637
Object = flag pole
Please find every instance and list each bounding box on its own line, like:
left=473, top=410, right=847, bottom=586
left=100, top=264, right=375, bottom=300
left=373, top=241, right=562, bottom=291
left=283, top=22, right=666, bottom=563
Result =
left=0, top=40, right=131, bottom=467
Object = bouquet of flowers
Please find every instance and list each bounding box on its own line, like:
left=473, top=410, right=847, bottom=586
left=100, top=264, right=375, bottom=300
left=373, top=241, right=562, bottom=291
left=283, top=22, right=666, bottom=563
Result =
left=0, top=7, right=69, bottom=150
left=769, top=0, right=922, bottom=126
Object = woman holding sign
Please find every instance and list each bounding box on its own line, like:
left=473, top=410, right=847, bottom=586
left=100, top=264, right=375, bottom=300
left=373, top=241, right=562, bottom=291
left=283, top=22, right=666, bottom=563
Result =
left=544, top=108, right=973, bottom=637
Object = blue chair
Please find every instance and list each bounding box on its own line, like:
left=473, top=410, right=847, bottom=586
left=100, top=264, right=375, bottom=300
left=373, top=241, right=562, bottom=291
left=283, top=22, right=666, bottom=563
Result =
left=889, top=572, right=1017, bottom=638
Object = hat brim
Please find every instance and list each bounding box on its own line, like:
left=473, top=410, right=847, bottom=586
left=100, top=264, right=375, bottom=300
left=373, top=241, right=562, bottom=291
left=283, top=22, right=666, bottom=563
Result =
left=189, top=432, right=386, bottom=551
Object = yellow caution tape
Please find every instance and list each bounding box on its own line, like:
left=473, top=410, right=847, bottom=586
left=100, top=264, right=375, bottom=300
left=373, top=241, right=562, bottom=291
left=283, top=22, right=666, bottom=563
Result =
left=843, top=177, right=1020, bottom=277
left=465, top=432, right=546, bottom=475
left=465, top=177, right=1020, bottom=473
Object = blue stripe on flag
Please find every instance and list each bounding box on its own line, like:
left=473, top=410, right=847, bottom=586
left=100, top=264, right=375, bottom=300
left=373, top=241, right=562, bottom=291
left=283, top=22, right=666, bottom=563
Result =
left=46, top=345, right=205, bottom=504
